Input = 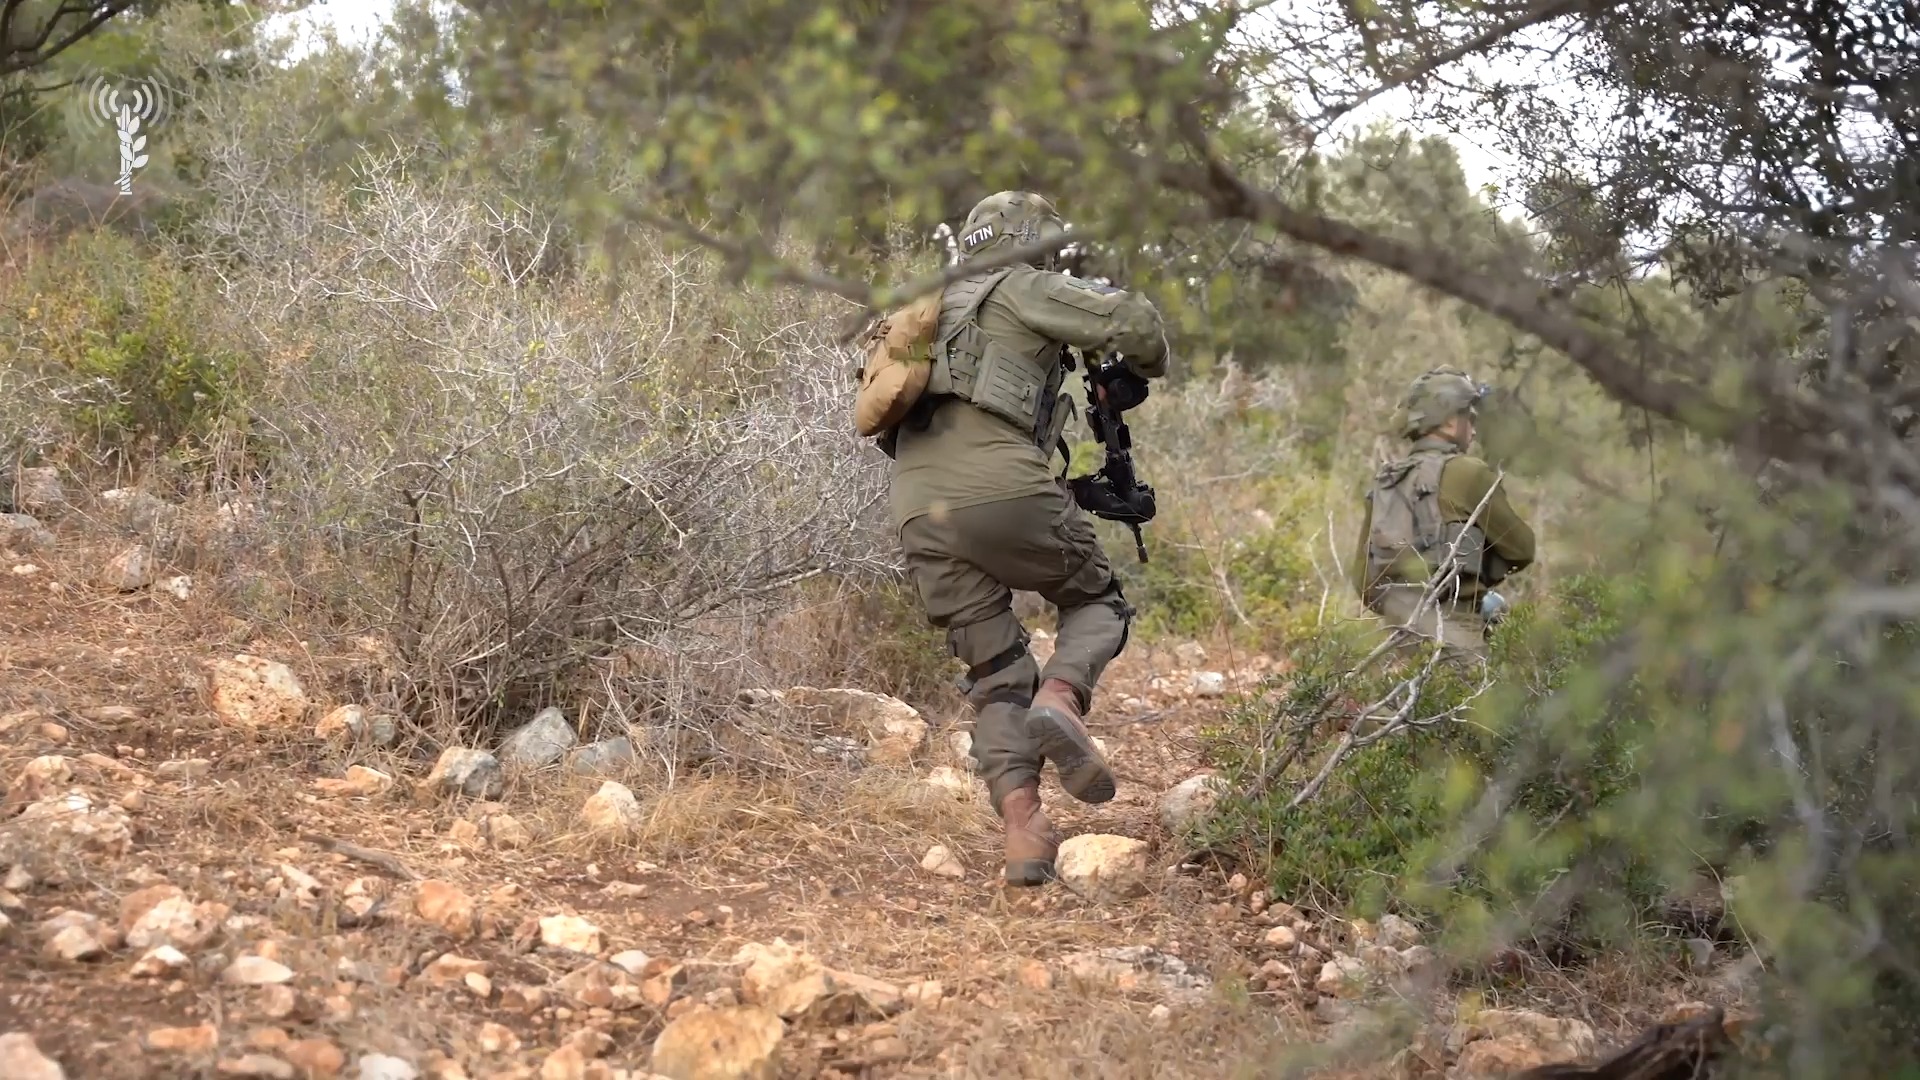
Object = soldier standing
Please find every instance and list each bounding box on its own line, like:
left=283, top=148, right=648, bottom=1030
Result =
left=1351, top=366, right=1535, bottom=664
left=885, top=191, right=1170, bottom=886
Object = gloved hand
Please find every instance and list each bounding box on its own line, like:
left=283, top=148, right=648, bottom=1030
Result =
left=1480, top=590, right=1509, bottom=626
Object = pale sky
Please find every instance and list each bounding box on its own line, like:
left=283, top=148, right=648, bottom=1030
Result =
left=270, top=0, right=1521, bottom=195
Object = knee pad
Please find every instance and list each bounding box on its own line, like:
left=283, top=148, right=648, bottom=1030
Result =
left=948, top=612, right=1034, bottom=700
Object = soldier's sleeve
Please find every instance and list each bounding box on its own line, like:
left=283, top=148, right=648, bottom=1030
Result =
left=1439, top=457, right=1535, bottom=569
left=1001, top=270, right=1171, bottom=379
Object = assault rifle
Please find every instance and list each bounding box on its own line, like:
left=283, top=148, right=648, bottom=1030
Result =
left=1065, top=346, right=1157, bottom=563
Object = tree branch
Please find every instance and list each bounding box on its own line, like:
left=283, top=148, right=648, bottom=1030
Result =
left=620, top=206, right=1079, bottom=344
left=1150, top=113, right=1920, bottom=497
left=1312, top=0, right=1623, bottom=127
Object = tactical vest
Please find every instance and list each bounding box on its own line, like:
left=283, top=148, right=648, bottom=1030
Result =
left=1361, top=444, right=1488, bottom=606
left=912, top=267, right=1075, bottom=459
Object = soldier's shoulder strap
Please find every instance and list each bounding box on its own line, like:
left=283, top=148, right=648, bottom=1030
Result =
left=935, top=267, right=1019, bottom=346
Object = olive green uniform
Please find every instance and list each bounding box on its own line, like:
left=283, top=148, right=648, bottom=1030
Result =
left=892, top=266, right=1168, bottom=810
left=1350, top=435, right=1535, bottom=663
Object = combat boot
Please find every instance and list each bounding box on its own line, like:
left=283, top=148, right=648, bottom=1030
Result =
left=999, top=781, right=1061, bottom=886
left=1028, top=678, right=1116, bottom=804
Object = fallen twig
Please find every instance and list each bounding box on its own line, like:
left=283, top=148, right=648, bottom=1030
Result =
left=302, top=833, right=422, bottom=881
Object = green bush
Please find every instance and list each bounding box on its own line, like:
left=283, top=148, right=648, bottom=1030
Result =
left=1105, top=479, right=1326, bottom=645
left=1197, top=573, right=1665, bottom=928
left=1, top=230, right=253, bottom=459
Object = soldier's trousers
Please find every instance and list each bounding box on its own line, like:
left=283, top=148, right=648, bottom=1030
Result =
left=899, top=485, right=1132, bottom=811
left=1372, top=585, right=1489, bottom=666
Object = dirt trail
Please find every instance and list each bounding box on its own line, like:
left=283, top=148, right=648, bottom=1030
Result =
left=2, top=518, right=1360, bottom=1080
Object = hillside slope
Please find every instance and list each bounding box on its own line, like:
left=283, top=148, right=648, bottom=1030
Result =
left=0, top=497, right=1729, bottom=1079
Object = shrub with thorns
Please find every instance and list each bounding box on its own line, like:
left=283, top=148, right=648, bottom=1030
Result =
left=192, top=151, right=895, bottom=739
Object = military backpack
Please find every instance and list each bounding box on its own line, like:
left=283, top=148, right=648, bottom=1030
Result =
left=1360, top=447, right=1490, bottom=606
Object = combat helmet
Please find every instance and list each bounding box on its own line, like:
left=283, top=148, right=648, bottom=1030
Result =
left=956, top=191, right=1068, bottom=270
left=1398, top=366, right=1489, bottom=438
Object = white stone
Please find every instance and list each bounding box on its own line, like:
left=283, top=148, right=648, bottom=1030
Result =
left=919, top=845, right=964, bottom=879
left=354, top=1055, right=419, bottom=1080
left=499, top=707, right=577, bottom=768
left=99, top=545, right=154, bottom=591
left=131, top=945, right=190, bottom=977
left=1158, top=774, right=1230, bottom=834
left=0, top=1032, right=65, bottom=1080
left=1190, top=671, right=1228, bottom=697
left=538, top=914, right=604, bottom=954
left=779, top=686, right=928, bottom=766
left=423, top=747, right=503, bottom=799
left=204, top=655, right=309, bottom=728
left=1055, top=835, right=1151, bottom=904
left=581, top=781, right=642, bottom=834
left=222, top=955, right=295, bottom=985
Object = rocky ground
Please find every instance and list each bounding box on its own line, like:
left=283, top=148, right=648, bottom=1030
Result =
left=1, top=479, right=1745, bottom=1079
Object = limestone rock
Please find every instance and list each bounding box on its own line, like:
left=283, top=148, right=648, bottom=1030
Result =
left=555, top=961, right=642, bottom=1010
left=1377, top=912, right=1422, bottom=949
left=779, top=687, right=928, bottom=766
left=132, top=945, right=191, bottom=977
left=205, top=655, right=310, bottom=728
left=732, top=939, right=901, bottom=1022
left=1454, top=1036, right=1559, bottom=1076
left=281, top=1039, right=345, bottom=1077
left=1015, top=959, right=1053, bottom=990
left=0, top=512, right=55, bottom=552
left=46, top=922, right=107, bottom=961
left=486, top=813, right=533, bottom=849
left=99, top=545, right=155, bottom=591
left=649, top=1005, right=783, bottom=1080
left=3, top=754, right=72, bottom=813
left=539, top=914, right=603, bottom=954
left=581, top=780, right=642, bottom=834
left=223, top=955, right=294, bottom=985
left=919, top=845, right=964, bottom=879
left=1454, top=1009, right=1596, bottom=1070
left=945, top=730, right=976, bottom=772
left=1317, top=953, right=1370, bottom=999
left=124, top=891, right=226, bottom=951
left=421, top=748, right=503, bottom=800
left=476, top=1023, right=520, bottom=1055
left=1158, top=774, right=1229, bottom=834
left=101, top=488, right=177, bottom=534
left=567, top=736, right=636, bottom=777
left=18, top=789, right=133, bottom=854
left=414, top=881, right=476, bottom=938
left=1059, top=945, right=1211, bottom=1001
left=0, top=1033, right=66, bottom=1079
left=145, top=1024, right=219, bottom=1052
left=914, top=767, right=972, bottom=800
left=1190, top=671, right=1227, bottom=697
left=1263, top=925, right=1297, bottom=951
left=14, top=468, right=66, bottom=516
left=499, top=707, right=577, bottom=768
left=1055, top=834, right=1150, bottom=903
left=314, top=705, right=397, bottom=747
left=734, top=938, right=829, bottom=1018
left=353, top=1055, right=418, bottom=1080
left=313, top=766, right=393, bottom=797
